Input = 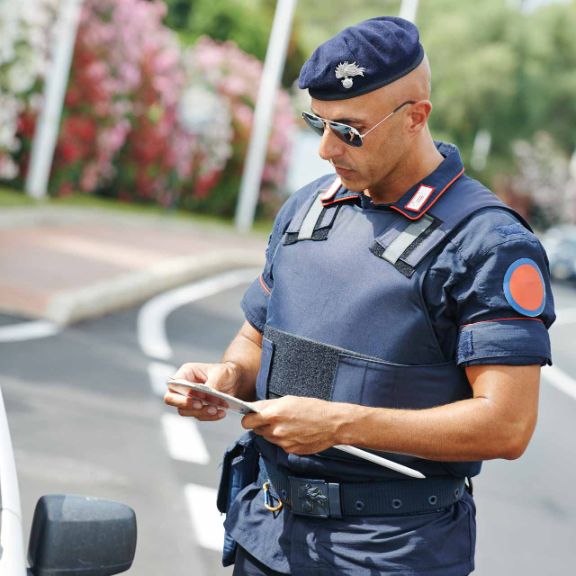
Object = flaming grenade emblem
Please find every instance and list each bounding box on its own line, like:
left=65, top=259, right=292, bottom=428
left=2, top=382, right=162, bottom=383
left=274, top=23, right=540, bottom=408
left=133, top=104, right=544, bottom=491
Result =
left=335, top=61, right=366, bottom=89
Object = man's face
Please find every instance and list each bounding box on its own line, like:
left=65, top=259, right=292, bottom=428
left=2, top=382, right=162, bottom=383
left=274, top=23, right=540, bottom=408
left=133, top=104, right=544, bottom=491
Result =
left=310, top=89, right=412, bottom=199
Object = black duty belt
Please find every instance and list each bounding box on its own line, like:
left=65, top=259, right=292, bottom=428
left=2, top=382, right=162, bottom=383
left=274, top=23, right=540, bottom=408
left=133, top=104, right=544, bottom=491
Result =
left=261, top=458, right=466, bottom=518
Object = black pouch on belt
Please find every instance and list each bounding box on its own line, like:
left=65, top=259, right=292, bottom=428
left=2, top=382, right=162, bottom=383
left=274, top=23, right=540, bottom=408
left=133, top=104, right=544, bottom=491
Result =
left=216, top=431, right=260, bottom=566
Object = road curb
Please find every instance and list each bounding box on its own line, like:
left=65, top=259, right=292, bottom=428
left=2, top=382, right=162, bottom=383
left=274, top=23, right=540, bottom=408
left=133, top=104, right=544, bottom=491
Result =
left=1, top=205, right=267, bottom=326
left=43, top=250, right=264, bottom=326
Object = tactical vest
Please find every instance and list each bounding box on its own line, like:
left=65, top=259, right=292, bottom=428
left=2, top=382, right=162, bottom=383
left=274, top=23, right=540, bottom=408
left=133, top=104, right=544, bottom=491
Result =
left=253, top=167, right=528, bottom=481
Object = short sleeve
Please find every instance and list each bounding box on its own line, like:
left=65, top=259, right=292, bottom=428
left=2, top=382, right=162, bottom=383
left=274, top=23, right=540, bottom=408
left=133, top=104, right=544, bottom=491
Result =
left=424, top=211, right=556, bottom=367
left=240, top=227, right=277, bottom=332
left=451, top=217, right=555, bottom=366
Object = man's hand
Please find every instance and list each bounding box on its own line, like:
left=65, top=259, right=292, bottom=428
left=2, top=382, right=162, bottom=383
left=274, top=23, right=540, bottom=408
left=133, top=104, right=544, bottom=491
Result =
left=242, top=396, right=347, bottom=454
left=164, top=362, right=239, bottom=421
left=163, top=321, right=263, bottom=422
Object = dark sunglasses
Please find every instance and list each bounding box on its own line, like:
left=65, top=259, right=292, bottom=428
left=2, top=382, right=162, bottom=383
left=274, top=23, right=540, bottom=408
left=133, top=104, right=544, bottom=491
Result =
left=302, top=100, right=416, bottom=148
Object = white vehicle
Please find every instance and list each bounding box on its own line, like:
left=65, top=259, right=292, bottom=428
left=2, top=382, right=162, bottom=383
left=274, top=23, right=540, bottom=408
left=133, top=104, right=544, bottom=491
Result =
left=542, top=224, right=576, bottom=282
left=0, top=387, right=136, bottom=575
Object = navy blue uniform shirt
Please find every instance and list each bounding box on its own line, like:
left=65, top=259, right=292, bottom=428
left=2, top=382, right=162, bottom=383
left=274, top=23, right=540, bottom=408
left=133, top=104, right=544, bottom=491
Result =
left=229, top=142, right=555, bottom=575
left=243, top=143, right=554, bottom=367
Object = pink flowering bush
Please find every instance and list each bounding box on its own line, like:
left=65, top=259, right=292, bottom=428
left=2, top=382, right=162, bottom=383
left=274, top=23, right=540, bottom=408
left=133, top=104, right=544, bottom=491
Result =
left=181, top=37, right=295, bottom=216
left=50, top=0, right=196, bottom=203
left=5, top=0, right=295, bottom=216
left=0, top=0, right=59, bottom=181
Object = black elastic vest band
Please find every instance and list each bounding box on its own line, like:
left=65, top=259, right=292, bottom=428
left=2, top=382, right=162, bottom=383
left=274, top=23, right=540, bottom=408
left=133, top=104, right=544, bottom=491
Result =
left=264, top=326, right=342, bottom=400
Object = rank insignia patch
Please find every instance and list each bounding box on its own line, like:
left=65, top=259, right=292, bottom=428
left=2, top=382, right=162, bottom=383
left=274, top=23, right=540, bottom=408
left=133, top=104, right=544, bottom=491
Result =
left=503, top=258, right=546, bottom=317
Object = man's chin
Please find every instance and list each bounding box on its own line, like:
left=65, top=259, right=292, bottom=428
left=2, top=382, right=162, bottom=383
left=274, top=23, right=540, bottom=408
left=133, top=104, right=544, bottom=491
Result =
left=336, top=172, right=365, bottom=192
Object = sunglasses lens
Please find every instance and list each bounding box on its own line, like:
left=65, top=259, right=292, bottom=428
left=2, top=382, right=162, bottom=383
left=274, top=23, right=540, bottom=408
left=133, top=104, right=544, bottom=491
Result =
left=329, top=123, right=362, bottom=147
left=302, top=112, right=363, bottom=147
left=302, top=113, right=325, bottom=137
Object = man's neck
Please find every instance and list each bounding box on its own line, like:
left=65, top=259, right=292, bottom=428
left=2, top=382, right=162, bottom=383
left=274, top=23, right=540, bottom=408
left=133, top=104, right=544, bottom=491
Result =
left=367, top=140, right=444, bottom=205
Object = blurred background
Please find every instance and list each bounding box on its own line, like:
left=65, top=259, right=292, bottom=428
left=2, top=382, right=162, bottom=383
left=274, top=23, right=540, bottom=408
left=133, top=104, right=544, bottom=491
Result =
left=2, top=0, right=576, bottom=227
left=1, top=1, right=575, bottom=575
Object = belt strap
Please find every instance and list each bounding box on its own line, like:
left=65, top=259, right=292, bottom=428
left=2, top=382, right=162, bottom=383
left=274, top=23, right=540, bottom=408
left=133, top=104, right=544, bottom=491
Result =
left=261, top=459, right=465, bottom=518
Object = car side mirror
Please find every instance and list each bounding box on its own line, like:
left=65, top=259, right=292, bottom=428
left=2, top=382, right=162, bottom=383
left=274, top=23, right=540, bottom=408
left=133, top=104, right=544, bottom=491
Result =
left=28, top=494, right=137, bottom=576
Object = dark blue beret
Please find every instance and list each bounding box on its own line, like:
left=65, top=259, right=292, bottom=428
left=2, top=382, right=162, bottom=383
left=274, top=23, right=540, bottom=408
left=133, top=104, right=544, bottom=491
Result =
left=299, top=16, right=424, bottom=101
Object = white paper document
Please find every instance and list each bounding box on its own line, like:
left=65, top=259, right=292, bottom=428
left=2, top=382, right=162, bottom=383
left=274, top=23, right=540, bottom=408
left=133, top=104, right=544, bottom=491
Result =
left=167, top=378, right=425, bottom=478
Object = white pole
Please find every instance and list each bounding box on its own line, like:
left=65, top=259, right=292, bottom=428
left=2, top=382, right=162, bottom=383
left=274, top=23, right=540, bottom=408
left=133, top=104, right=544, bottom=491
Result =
left=470, top=129, right=492, bottom=172
left=25, top=0, right=84, bottom=199
left=234, top=0, right=297, bottom=233
left=399, top=0, right=420, bottom=22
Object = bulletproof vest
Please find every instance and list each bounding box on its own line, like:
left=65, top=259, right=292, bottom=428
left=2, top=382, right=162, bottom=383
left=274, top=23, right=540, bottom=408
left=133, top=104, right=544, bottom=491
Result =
left=254, top=170, right=526, bottom=481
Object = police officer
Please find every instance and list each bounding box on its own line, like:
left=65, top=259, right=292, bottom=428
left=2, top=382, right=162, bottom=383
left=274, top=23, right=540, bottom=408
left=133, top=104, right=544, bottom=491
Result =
left=165, top=16, right=555, bottom=576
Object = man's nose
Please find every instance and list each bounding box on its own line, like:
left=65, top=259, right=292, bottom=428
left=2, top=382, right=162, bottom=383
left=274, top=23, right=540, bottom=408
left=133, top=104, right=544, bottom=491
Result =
left=318, top=126, right=345, bottom=162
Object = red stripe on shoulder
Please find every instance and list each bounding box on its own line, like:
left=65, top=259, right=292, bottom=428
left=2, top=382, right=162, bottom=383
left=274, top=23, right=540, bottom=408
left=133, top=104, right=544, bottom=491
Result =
left=322, top=194, right=361, bottom=207
left=259, top=275, right=271, bottom=296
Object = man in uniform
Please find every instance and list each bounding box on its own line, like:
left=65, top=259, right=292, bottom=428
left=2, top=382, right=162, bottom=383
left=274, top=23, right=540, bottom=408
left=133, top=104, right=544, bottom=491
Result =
left=164, top=16, right=555, bottom=576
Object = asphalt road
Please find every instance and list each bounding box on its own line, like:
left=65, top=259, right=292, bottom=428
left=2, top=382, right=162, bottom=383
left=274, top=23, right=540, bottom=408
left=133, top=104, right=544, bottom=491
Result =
left=1, top=277, right=575, bottom=575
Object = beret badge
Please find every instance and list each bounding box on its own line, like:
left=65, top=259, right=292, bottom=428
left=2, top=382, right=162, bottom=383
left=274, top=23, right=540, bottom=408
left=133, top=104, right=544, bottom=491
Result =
left=335, top=61, right=365, bottom=89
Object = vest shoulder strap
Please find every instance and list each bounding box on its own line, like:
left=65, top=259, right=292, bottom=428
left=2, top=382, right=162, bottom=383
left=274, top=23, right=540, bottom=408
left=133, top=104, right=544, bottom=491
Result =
left=284, top=177, right=342, bottom=245
left=372, top=179, right=529, bottom=278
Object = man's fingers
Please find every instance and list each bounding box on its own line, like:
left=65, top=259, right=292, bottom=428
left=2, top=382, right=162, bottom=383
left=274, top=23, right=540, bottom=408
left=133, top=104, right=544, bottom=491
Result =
left=164, top=390, right=200, bottom=409
left=241, top=412, right=258, bottom=428
left=171, top=363, right=208, bottom=383
left=170, top=394, right=227, bottom=419
left=178, top=406, right=227, bottom=420
left=165, top=390, right=227, bottom=418
left=167, top=383, right=229, bottom=409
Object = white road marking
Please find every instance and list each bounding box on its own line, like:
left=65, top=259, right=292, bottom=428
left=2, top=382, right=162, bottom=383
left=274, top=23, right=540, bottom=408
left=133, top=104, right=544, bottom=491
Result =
left=148, top=360, right=177, bottom=397
left=0, top=321, right=60, bottom=342
left=162, top=413, right=210, bottom=465
left=542, top=365, right=576, bottom=402
left=136, top=271, right=260, bottom=554
left=137, top=269, right=259, bottom=360
left=184, top=484, right=224, bottom=552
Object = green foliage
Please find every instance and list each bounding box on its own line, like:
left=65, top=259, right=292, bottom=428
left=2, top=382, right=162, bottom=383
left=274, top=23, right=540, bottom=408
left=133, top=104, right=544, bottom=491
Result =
left=521, top=3, right=576, bottom=153
left=164, top=0, right=306, bottom=85
left=294, top=0, right=401, bottom=54
left=420, top=0, right=519, bottom=162
left=0, top=186, right=37, bottom=206
left=164, top=0, right=195, bottom=30
left=417, top=0, right=576, bottom=181
left=167, top=0, right=272, bottom=59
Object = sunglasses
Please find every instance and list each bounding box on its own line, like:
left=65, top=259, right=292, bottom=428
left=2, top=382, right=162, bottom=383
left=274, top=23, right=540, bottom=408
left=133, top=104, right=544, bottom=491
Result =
left=302, top=100, right=416, bottom=148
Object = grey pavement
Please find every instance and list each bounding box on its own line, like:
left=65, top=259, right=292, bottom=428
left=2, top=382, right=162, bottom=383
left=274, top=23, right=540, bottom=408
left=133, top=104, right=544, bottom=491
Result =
left=0, top=205, right=267, bottom=325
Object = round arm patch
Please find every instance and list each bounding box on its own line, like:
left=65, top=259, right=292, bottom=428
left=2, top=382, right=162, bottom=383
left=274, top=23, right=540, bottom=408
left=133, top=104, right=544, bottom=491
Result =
left=503, top=258, right=546, bottom=317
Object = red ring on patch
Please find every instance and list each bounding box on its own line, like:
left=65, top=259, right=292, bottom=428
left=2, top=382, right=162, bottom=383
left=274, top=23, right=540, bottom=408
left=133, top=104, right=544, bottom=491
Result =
left=503, top=258, right=546, bottom=317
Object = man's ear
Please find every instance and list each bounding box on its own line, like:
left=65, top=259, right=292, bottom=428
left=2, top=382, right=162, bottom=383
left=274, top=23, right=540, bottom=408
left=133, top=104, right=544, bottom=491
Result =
left=407, top=100, right=432, bottom=133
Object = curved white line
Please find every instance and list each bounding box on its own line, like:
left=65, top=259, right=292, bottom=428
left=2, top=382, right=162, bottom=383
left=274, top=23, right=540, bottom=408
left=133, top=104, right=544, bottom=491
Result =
left=137, top=269, right=259, bottom=360
left=0, top=321, right=61, bottom=342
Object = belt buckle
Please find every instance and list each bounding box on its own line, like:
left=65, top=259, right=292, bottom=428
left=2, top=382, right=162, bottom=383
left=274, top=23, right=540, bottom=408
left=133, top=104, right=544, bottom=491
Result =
left=289, top=477, right=336, bottom=518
